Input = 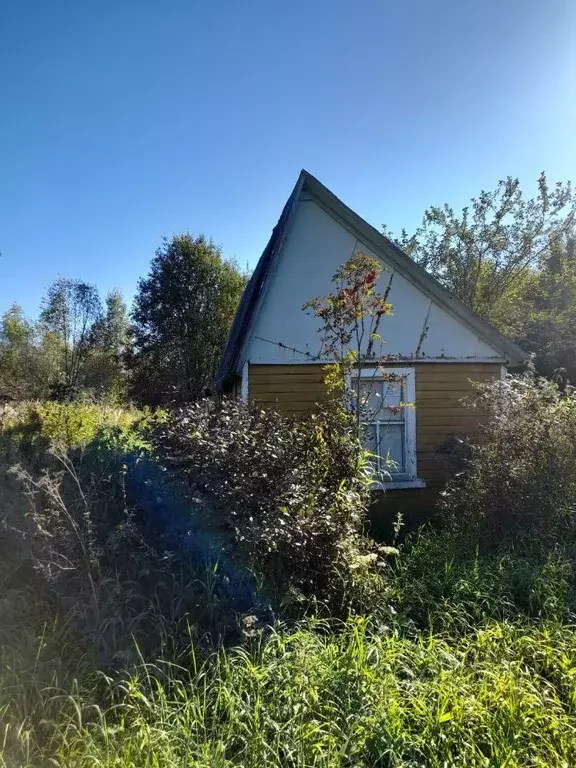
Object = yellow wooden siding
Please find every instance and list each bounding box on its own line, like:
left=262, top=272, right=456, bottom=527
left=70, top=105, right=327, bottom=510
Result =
left=248, top=363, right=500, bottom=487
left=414, top=363, right=499, bottom=486
left=249, top=364, right=329, bottom=413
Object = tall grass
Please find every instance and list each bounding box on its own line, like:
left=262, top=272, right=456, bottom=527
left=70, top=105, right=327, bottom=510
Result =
left=3, top=526, right=576, bottom=766
left=391, top=528, right=576, bottom=634
left=2, top=615, right=576, bottom=767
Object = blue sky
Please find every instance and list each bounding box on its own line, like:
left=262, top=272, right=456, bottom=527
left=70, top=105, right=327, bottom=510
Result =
left=1, top=0, right=575, bottom=317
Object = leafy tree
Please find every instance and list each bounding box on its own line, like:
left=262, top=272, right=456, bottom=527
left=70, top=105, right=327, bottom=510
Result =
left=92, top=290, right=130, bottom=357
left=514, top=235, right=576, bottom=383
left=130, top=234, right=247, bottom=404
left=387, top=173, right=576, bottom=322
left=40, top=278, right=102, bottom=400
left=0, top=305, right=40, bottom=400
left=85, top=290, right=131, bottom=400
left=0, top=305, right=60, bottom=401
left=387, top=174, right=576, bottom=382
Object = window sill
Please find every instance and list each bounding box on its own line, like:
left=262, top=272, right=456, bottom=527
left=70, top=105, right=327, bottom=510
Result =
left=383, top=478, right=427, bottom=490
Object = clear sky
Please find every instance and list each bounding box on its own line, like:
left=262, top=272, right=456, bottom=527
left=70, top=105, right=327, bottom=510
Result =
left=1, top=0, right=575, bottom=317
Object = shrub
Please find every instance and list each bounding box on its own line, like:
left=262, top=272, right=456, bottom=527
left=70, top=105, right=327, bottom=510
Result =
left=440, top=372, right=576, bottom=544
left=150, top=398, right=392, bottom=615
left=0, top=400, right=155, bottom=449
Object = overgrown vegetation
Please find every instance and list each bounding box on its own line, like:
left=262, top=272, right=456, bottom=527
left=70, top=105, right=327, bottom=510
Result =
left=440, top=371, right=576, bottom=544
left=3, top=202, right=576, bottom=763
left=0, top=399, right=148, bottom=449
left=4, top=613, right=576, bottom=767
left=151, top=398, right=390, bottom=616
left=2, top=374, right=576, bottom=766
left=0, top=403, right=259, bottom=668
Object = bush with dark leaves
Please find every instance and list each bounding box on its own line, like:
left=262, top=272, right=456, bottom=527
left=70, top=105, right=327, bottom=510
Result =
left=150, top=398, right=392, bottom=615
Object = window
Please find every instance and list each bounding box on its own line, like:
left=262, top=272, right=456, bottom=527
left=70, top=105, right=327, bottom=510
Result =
left=353, top=367, right=423, bottom=489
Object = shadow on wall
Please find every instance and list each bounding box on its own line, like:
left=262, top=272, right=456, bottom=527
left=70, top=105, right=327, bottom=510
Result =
left=367, top=489, right=440, bottom=543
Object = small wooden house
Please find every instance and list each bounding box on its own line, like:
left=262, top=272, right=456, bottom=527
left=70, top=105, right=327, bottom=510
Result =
left=214, top=171, right=526, bottom=510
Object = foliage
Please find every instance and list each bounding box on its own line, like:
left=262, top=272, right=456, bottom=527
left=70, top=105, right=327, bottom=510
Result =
left=387, top=173, right=576, bottom=382
left=0, top=414, right=260, bottom=673
left=392, top=527, right=576, bottom=633
left=387, top=172, right=576, bottom=321
left=84, top=289, right=131, bottom=400
left=150, top=397, right=389, bottom=615
left=0, top=304, right=61, bottom=401
left=130, top=234, right=248, bottom=405
left=0, top=287, right=132, bottom=404
left=0, top=399, right=151, bottom=450
left=440, top=372, right=576, bottom=544
left=3, top=402, right=576, bottom=765
left=4, top=594, right=576, bottom=766
left=304, top=251, right=395, bottom=424
left=40, top=277, right=103, bottom=400
left=511, top=235, right=576, bottom=383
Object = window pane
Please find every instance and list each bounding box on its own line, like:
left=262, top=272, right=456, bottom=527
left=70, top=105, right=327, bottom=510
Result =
left=378, top=423, right=405, bottom=474
left=361, top=422, right=377, bottom=454
left=356, top=379, right=383, bottom=418
left=354, top=376, right=404, bottom=420
left=381, top=380, right=402, bottom=409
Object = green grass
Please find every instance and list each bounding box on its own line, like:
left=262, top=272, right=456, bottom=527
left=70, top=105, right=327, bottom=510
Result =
left=3, top=531, right=576, bottom=767
left=2, top=617, right=576, bottom=767
left=391, top=528, right=576, bottom=633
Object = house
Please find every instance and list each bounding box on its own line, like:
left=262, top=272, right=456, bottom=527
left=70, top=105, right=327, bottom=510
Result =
left=214, top=170, right=527, bottom=510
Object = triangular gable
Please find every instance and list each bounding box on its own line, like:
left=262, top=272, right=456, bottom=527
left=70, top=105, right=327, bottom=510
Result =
left=214, top=171, right=527, bottom=390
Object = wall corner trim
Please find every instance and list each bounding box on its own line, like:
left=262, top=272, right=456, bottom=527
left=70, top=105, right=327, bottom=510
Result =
left=241, top=362, right=249, bottom=402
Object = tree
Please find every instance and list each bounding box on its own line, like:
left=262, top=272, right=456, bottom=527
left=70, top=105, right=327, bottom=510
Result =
left=0, top=305, right=60, bottom=401
left=92, top=290, right=130, bottom=357
left=40, top=278, right=102, bottom=400
left=0, top=305, right=39, bottom=400
left=130, top=234, right=248, bottom=404
left=304, top=252, right=412, bottom=487
left=386, top=173, right=576, bottom=322
left=513, top=235, right=576, bottom=383
left=84, top=289, right=131, bottom=400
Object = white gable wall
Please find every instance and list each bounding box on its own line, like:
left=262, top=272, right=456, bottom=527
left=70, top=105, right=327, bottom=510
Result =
left=244, top=197, right=505, bottom=365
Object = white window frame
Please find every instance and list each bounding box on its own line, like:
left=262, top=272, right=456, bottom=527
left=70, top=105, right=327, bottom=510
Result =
left=354, top=367, right=425, bottom=490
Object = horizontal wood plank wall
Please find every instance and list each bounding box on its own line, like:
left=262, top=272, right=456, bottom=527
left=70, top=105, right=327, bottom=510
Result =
left=414, top=363, right=500, bottom=487
left=249, top=364, right=329, bottom=412
left=248, top=363, right=501, bottom=488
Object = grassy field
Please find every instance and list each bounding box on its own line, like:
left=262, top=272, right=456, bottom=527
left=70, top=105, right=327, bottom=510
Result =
left=2, top=530, right=576, bottom=767
left=4, top=621, right=576, bottom=767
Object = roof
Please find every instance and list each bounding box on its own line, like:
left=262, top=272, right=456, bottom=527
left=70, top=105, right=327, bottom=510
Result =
left=213, top=170, right=527, bottom=390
